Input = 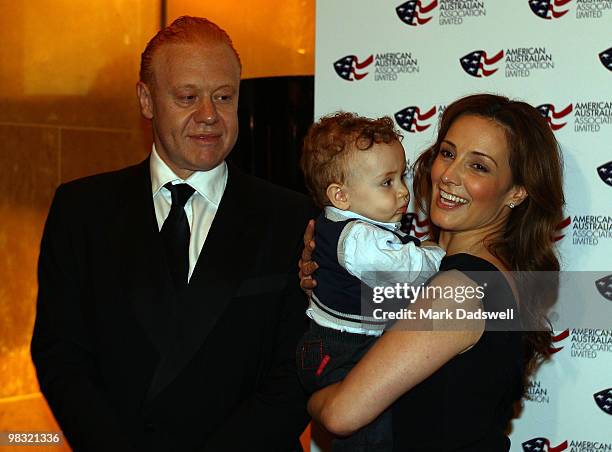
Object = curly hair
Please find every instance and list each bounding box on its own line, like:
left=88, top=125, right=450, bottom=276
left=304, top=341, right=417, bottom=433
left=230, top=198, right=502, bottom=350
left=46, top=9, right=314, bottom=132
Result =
left=140, top=16, right=241, bottom=85
left=412, top=93, right=565, bottom=387
left=300, top=112, right=403, bottom=207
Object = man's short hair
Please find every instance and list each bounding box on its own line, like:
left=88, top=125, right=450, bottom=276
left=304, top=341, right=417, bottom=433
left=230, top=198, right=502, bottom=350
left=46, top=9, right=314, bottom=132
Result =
left=140, top=16, right=241, bottom=84
left=300, top=112, right=402, bottom=208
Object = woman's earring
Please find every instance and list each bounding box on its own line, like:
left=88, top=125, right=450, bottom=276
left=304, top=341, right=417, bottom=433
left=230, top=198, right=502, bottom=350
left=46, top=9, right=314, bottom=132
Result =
left=508, top=202, right=515, bottom=209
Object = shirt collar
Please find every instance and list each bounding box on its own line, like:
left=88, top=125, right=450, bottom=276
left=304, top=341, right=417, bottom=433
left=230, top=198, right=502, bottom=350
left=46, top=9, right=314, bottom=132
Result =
left=150, top=144, right=227, bottom=207
left=324, top=206, right=402, bottom=231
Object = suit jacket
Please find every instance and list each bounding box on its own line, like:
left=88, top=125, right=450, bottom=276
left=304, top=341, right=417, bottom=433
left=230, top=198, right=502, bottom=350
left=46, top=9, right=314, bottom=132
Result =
left=31, top=159, right=317, bottom=452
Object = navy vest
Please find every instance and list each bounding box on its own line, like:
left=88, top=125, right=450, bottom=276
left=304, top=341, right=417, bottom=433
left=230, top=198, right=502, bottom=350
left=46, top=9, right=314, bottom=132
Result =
left=312, top=212, right=420, bottom=318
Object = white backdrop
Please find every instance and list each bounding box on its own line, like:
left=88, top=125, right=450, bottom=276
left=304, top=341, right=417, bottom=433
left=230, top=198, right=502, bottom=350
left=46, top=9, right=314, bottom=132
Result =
left=314, top=1, right=612, bottom=450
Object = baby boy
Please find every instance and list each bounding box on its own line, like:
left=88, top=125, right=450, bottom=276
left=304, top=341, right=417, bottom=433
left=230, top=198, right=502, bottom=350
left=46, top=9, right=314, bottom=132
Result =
left=297, top=112, right=445, bottom=451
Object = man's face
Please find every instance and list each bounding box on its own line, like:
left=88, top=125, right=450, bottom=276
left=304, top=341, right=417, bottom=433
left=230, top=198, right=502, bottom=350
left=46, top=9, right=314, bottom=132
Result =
left=137, top=41, right=240, bottom=178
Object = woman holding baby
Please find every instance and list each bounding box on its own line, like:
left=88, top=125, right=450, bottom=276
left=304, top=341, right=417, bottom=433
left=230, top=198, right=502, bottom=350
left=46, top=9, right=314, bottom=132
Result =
left=299, top=93, right=564, bottom=451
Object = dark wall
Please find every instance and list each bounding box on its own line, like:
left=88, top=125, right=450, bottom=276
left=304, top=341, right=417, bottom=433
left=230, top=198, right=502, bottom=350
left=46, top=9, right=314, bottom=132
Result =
left=230, top=76, right=314, bottom=194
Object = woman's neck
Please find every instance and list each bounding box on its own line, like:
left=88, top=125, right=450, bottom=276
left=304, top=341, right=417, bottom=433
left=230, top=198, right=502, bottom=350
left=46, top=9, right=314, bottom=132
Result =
left=439, top=226, right=500, bottom=258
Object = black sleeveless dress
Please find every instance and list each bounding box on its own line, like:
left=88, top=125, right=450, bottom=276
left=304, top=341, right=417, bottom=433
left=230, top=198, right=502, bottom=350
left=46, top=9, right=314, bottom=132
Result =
left=391, top=253, right=524, bottom=451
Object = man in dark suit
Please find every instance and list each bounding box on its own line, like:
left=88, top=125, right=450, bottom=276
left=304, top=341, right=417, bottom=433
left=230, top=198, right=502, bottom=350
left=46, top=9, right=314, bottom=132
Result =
left=31, top=16, right=314, bottom=451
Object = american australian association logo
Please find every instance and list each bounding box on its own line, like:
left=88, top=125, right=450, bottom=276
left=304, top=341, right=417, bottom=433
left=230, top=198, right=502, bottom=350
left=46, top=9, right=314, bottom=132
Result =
left=593, top=387, right=612, bottom=415
left=569, top=329, right=612, bottom=359
left=526, top=379, right=551, bottom=403
left=529, top=0, right=612, bottom=19
left=459, top=46, right=555, bottom=78
left=546, top=328, right=612, bottom=359
left=522, top=437, right=568, bottom=452
left=333, top=54, right=374, bottom=81
left=396, top=0, right=486, bottom=26
left=549, top=328, right=570, bottom=353
left=573, top=101, right=612, bottom=132
left=521, top=437, right=612, bottom=452
left=554, top=215, right=571, bottom=241
left=600, top=47, right=612, bottom=71
left=394, top=105, right=437, bottom=133
left=537, top=103, right=573, bottom=130
left=536, top=100, right=612, bottom=133
left=528, top=0, right=572, bottom=20
left=438, top=0, right=486, bottom=24
left=333, top=52, right=420, bottom=82
left=597, top=161, right=612, bottom=186
left=395, top=0, right=438, bottom=25
left=505, top=47, right=555, bottom=77
left=459, top=49, right=504, bottom=77
left=595, top=274, right=612, bottom=301
left=402, top=212, right=431, bottom=239
left=576, top=1, right=612, bottom=19
left=562, top=214, right=612, bottom=246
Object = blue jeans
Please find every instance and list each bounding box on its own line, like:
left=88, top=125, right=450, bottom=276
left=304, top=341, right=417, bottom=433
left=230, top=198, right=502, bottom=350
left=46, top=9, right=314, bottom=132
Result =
left=296, top=322, right=393, bottom=451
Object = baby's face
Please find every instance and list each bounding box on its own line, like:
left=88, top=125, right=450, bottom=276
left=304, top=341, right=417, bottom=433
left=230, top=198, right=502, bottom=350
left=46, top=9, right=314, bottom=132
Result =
left=344, top=140, right=410, bottom=223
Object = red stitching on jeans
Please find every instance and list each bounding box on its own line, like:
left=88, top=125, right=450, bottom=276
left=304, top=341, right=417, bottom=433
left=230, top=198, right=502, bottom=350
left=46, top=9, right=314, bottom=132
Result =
left=316, top=354, right=331, bottom=376
left=301, top=340, right=323, bottom=370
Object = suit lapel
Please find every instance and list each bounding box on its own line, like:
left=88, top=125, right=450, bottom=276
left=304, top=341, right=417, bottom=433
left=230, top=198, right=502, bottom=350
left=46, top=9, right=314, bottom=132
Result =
left=115, top=160, right=176, bottom=357
left=146, top=164, right=267, bottom=401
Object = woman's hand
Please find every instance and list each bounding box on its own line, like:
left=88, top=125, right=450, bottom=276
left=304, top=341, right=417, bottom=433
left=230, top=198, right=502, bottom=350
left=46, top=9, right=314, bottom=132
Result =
left=298, top=219, right=319, bottom=295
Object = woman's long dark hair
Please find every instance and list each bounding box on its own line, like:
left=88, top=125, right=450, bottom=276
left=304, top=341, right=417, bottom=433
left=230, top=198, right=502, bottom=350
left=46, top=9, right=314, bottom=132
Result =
left=413, top=93, right=565, bottom=387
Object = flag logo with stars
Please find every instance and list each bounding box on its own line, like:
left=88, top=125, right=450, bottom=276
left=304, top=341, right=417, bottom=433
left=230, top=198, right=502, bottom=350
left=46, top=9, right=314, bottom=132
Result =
left=522, top=438, right=568, bottom=452
left=594, top=388, right=612, bottom=415
left=528, top=0, right=572, bottom=20
left=333, top=55, right=374, bottom=81
left=595, top=274, right=612, bottom=301
left=537, top=104, right=573, bottom=130
left=599, top=47, right=612, bottom=72
left=597, top=161, right=612, bottom=187
left=395, top=0, right=438, bottom=26
left=549, top=329, right=570, bottom=354
left=394, top=106, right=436, bottom=133
left=402, top=213, right=430, bottom=239
left=459, top=50, right=504, bottom=77
left=554, top=216, right=571, bottom=242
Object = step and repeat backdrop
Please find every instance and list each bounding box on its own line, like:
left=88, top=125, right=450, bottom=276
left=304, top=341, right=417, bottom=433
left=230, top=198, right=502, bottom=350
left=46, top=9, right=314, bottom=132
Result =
left=315, top=1, right=611, bottom=450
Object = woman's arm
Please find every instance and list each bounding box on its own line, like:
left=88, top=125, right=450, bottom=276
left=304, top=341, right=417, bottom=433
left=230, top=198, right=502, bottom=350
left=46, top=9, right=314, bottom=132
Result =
left=308, top=271, right=485, bottom=436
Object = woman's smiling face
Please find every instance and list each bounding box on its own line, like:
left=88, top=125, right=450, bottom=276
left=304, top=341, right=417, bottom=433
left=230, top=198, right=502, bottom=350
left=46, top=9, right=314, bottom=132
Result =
left=430, top=114, right=524, bottom=235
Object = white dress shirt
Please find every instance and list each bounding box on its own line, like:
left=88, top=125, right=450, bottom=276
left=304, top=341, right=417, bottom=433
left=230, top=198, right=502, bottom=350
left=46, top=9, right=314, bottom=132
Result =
left=150, top=145, right=228, bottom=281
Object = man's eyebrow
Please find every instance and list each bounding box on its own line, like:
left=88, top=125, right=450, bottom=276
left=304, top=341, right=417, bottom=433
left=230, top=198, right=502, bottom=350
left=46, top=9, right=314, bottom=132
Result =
left=174, top=84, right=199, bottom=90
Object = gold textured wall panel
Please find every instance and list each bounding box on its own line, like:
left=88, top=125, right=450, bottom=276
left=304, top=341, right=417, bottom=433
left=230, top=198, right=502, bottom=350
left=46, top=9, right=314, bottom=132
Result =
left=0, top=1, right=159, bottom=447
left=60, top=127, right=150, bottom=183
left=0, top=125, right=59, bottom=397
left=0, top=0, right=157, bottom=129
left=167, top=0, right=315, bottom=79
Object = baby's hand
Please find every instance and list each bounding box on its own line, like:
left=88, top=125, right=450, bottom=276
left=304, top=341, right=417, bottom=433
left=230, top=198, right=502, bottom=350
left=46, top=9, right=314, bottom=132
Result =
left=298, top=220, right=319, bottom=295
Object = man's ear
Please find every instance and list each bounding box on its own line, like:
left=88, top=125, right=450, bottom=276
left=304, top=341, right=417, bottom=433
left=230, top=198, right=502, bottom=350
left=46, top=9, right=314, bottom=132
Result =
left=136, top=81, right=154, bottom=120
left=326, top=183, right=350, bottom=210
left=507, top=185, right=528, bottom=208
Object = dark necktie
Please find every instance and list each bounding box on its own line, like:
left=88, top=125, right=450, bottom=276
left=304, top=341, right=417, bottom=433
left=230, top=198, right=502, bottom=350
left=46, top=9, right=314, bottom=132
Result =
left=161, top=182, right=195, bottom=289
